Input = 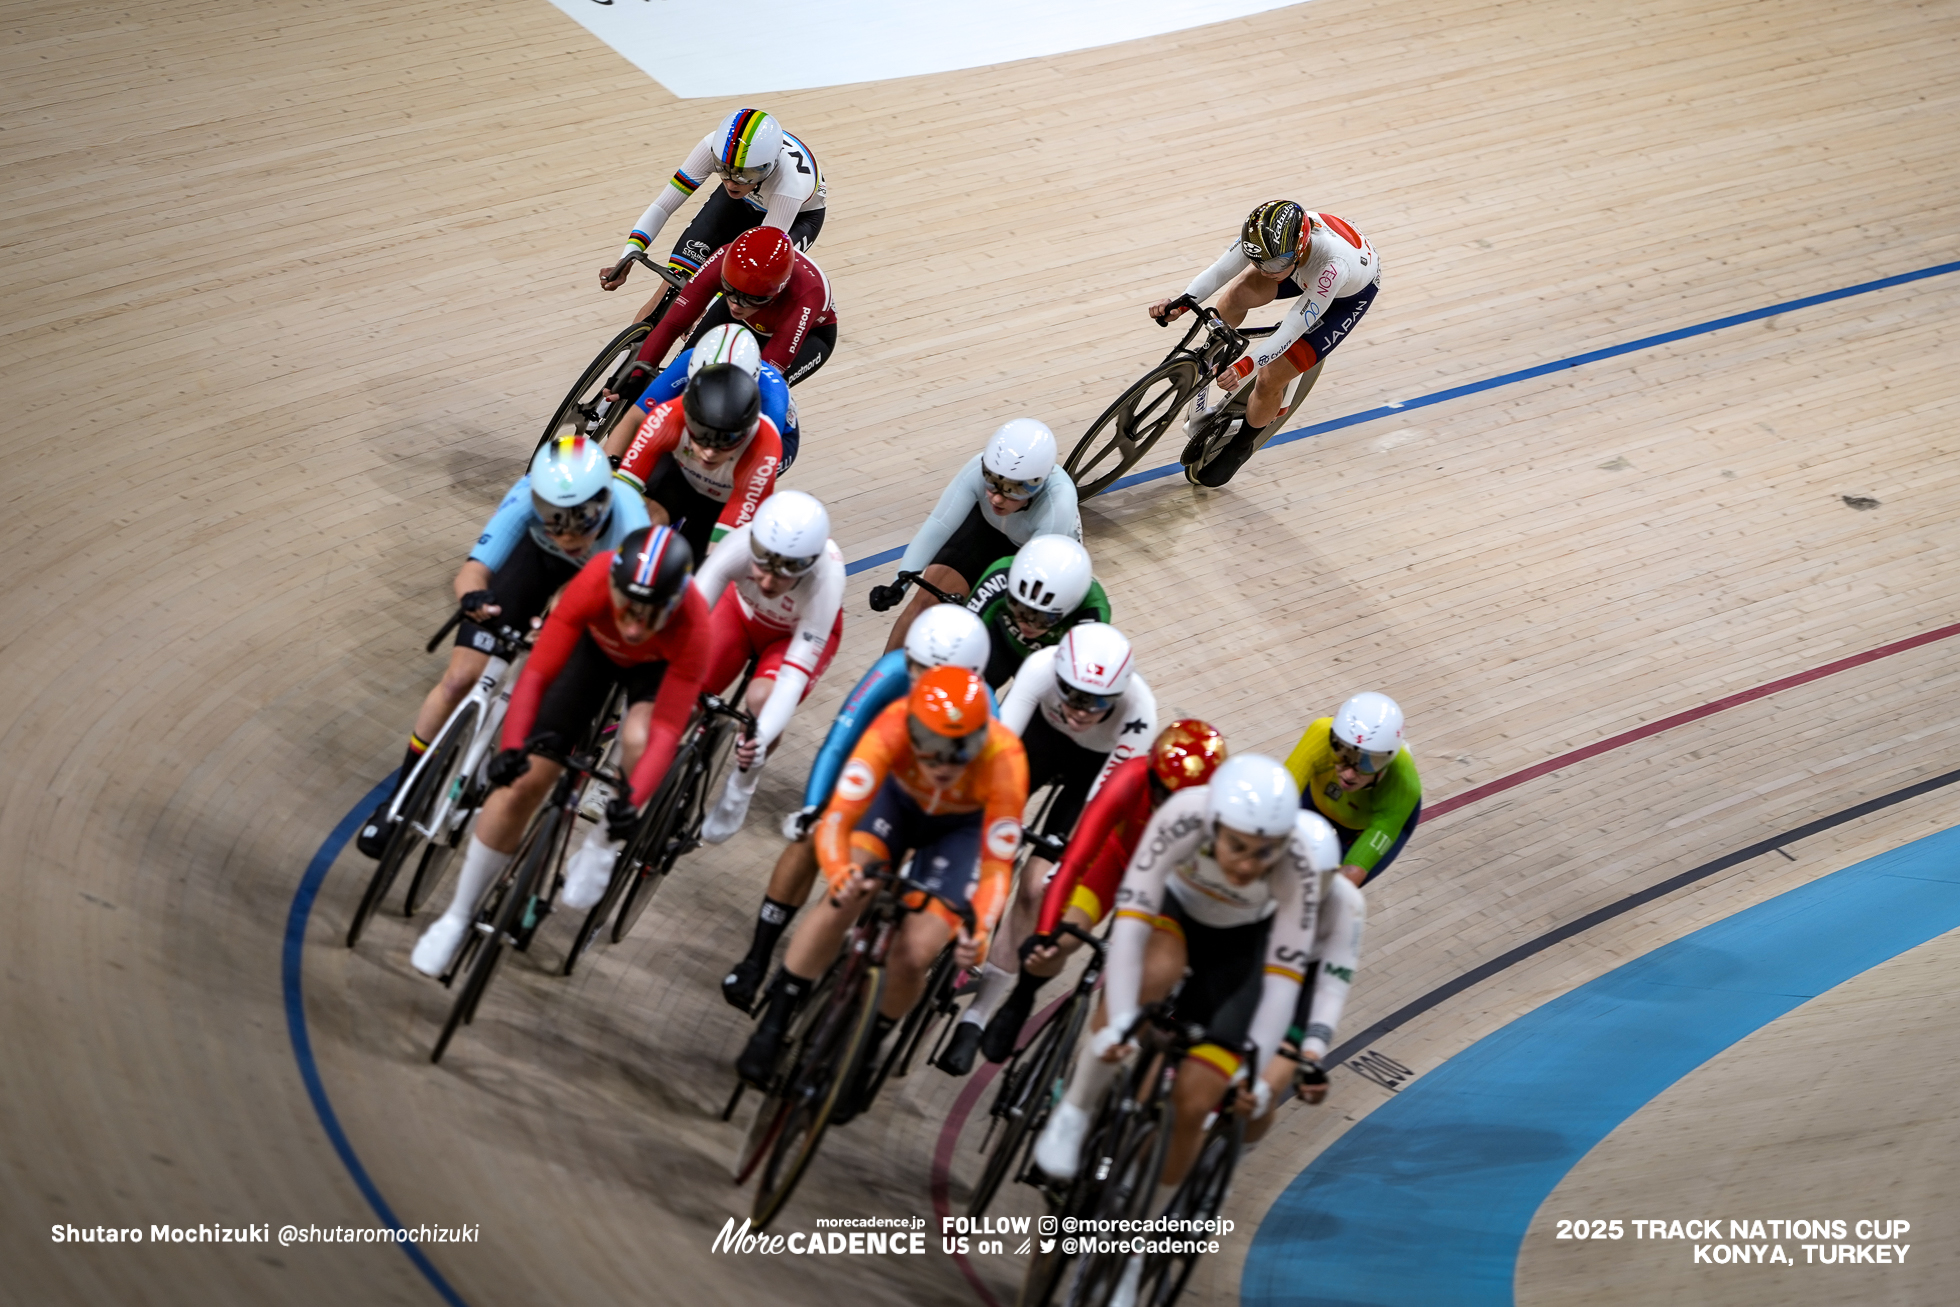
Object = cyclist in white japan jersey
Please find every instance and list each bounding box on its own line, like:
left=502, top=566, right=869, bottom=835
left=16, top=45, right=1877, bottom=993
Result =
left=599, top=107, right=827, bottom=320
left=691, top=492, right=847, bottom=843
left=1152, top=202, right=1381, bottom=484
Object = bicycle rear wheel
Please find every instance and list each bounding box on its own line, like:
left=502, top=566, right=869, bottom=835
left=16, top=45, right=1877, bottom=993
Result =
left=751, top=965, right=888, bottom=1228
left=609, top=733, right=700, bottom=944
left=1060, top=1093, right=1172, bottom=1306
left=430, top=801, right=561, bottom=1063
left=536, top=320, right=655, bottom=459
left=732, top=962, right=839, bottom=1183
left=1064, top=358, right=1202, bottom=499
left=969, top=991, right=1087, bottom=1218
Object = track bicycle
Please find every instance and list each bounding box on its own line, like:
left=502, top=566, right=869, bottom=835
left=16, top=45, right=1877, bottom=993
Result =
left=535, top=252, right=689, bottom=458
left=1063, top=298, right=1316, bottom=496
left=346, top=612, right=533, bottom=949
left=1020, top=1008, right=1251, bottom=1307
left=738, top=868, right=976, bottom=1228
left=562, top=673, right=757, bottom=977
left=867, top=568, right=967, bottom=614
left=966, top=917, right=1106, bottom=1218
left=428, top=707, right=622, bottom=1064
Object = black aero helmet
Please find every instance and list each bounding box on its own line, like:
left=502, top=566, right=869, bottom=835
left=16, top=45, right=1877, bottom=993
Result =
left=1241, top=200, right=1306, bottom=267
left=610, top=525, right=694, bottom=611
left=682, top=362, right=763, bottom=450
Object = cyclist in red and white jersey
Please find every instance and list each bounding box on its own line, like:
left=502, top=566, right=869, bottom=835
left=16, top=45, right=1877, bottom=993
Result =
left=615, top=363, right=782, bottom=562
left=631, top=228, right=838, bottom=389
left=599, top=107, right=826, bottom=311
left=1152, top=202, right=1381, bottom=485
left=689, top=491, right=847, bottom=843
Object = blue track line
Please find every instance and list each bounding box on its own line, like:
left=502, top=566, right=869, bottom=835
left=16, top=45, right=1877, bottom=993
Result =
left=1242, top=823, right=1960, bottom=1307
left=286, top=256, right=1960, bottom=1305
left=282, top=772, right=472, bottom=1307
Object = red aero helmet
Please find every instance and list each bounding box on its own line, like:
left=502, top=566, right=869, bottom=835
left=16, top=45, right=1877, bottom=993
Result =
left=723, top=228, right=796, bottom=300
left=1150, top=719, right=1227, bottom=792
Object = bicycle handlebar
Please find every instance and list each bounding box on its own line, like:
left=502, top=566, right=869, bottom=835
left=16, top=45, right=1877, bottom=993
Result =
left=609, top=250, right=689, bottom=290
left=893, top=570, right=968, bottom=606
left=856, top=865, right=978, bottom=934
left=426, top=611, right=535, bottom=656
left=1020, top=828, right=1067, bottom=863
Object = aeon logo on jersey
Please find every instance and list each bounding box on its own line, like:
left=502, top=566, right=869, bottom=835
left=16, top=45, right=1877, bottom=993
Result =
left=986, top=818, right=1022, bottom=861
left=1316, top=264, right=1339, bottom=295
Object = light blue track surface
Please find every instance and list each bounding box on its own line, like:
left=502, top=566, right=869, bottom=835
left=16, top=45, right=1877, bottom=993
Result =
left=1242, top=824, right=1960, bottom=1307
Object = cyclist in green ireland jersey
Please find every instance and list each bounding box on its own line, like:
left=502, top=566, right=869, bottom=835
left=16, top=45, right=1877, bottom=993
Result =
left=962, top=535, right=1110, bottom=690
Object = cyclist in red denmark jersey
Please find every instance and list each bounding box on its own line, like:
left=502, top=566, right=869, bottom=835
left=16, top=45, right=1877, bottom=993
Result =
left=631, top=228, right=838, bottom=390
left=408, top=528, right=711, bottom=978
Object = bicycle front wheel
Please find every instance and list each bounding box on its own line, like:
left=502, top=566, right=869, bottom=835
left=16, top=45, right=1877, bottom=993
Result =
left=535, top=320, right=655, bottom=459
left=969, top=991, right=1086, bottom=1218
left=751, top=965, right=888, bottom=1228
left=1142, top=1117, right=1243, bottom=1306
left=430, top=802, right=561, bottom=1063
left=1064, top=358, right=1203, bottom=499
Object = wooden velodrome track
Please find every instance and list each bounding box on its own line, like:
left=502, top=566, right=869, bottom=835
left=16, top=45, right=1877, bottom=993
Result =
left=5, top=0, right=1959, bottom=1302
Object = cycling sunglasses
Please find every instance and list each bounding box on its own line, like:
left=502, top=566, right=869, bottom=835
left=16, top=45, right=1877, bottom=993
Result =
left=1005, top=596, right=1064, bottom=631
left=1330, top=737, right=1397, bottom=775
left=982, top=469, right=1042, bottom=500
left=714, top=162, right=774, bottom=186
left=719, top=278, right=775, bottom=309
left=1058, top=683, right=1114, bottom=715
left=531, top=491, right=607, bottom=535
left=750, top=539, right=819, bottom=578
left=684, top=413, right=757, bottom=451
left=908, top=714, right=985, bottom=765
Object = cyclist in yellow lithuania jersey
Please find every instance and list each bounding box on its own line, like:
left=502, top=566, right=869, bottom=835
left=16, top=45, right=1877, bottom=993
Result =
left=1284, top=692, right=1421, bottom=887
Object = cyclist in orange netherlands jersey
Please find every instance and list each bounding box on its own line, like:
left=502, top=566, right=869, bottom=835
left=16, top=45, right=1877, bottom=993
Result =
left=736, top=667, right=1028, bottom=1106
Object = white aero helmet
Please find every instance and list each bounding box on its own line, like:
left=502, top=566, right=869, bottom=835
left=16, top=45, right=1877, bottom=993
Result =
left=1007, top=535, right=1093, bottom=618
left=982, top=418, right=1057, bottom=495
left=1331, top=692, right=1405, bottom=756
left=1054, top=622, right=1134, bottom=700
left=904, top=604, right=991, bottom=676
left=748, top=490, right=830, bottom=576
left=1206, top=754, right=1301, bottom=838
left=688, top=323, right=763, bottom=380
left=711, top=108, right=784, bottom=183
left=528, top=434, right=613, bottom=532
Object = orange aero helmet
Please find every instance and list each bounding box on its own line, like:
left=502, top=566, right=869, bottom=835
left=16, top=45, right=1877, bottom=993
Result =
left=1149, top=719, right=1227, bottom=792
left=908, top=665, right=989, bottom=762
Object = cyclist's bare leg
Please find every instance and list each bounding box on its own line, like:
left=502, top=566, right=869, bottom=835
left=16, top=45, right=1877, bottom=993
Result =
left=780, top=865, right=876, bottom=980
left=472, top=756, right=566, bottom=853
left=882, top=910, right=955, bottom=1019
left=1162, top=1058, right=1233, bottom=1190
left=1245, top=352, right=1306, bottom=431
left=882, top=563, right=970, bottom=653
left=603, top=403, right=651, bottom=461
left=412, top=646, right=492, bottom=745
left=767, top=839, right=822, bottom=907
left=982, top=854, right=1053, bottom=974
left=616, top=698, right=654, bottom=775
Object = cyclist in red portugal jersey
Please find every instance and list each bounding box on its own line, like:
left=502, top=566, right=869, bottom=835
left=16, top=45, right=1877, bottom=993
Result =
left=736, top=667, right=1028, bottom=1119
left=614, top=362, right=782, bottom=564
left=408, top=527, right=711, bottom=978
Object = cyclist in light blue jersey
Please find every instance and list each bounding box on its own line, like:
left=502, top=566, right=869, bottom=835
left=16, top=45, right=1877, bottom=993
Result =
left=355, top=436, right=649, bottom=857
left=719, top=604, right=994, bottom=1012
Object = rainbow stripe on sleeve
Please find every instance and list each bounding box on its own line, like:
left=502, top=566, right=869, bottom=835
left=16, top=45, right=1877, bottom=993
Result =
left=669, top=168, right=702, bottom=197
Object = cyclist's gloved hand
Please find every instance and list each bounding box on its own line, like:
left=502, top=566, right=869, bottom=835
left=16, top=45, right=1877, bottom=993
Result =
left=1019, top=933, right=1056, bottom=965
left=867, top=580, right=907, bottom=612
left=604, top=796, right=639, bottom=842
left=460, top=589, right=499, bottom=620
left=1088, top=1023, right=1132, bottom=1064
left=1251, top=1076, right=1274, bottom=1119
left=486, top=748, right=530, bottom=788
left=1293, top=1056, right=1330, bottom=1104
left=786, top=804, right=820, bottom=841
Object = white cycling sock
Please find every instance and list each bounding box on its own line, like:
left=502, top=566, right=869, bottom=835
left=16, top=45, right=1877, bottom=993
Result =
left=958, top=961, right=1016, bottom=1029
left=442, top=837, right=512, bottom=924
left=1063, top=1029, right=1122, bottom=1112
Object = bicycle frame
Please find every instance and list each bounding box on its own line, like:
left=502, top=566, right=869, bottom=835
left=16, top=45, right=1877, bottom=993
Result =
left=383, top=621, right=529, bottom=839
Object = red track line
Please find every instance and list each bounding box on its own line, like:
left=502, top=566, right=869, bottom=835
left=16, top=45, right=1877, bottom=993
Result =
left=1423, top=620, right=1960, bottom=821
left=929, top=618, right=1960, bottom=1301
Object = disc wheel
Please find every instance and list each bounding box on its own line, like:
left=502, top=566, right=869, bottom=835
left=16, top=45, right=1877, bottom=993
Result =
left=535, top=320, right=655, bottom=460
left=1064, top=358, right=1203, bottom=498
